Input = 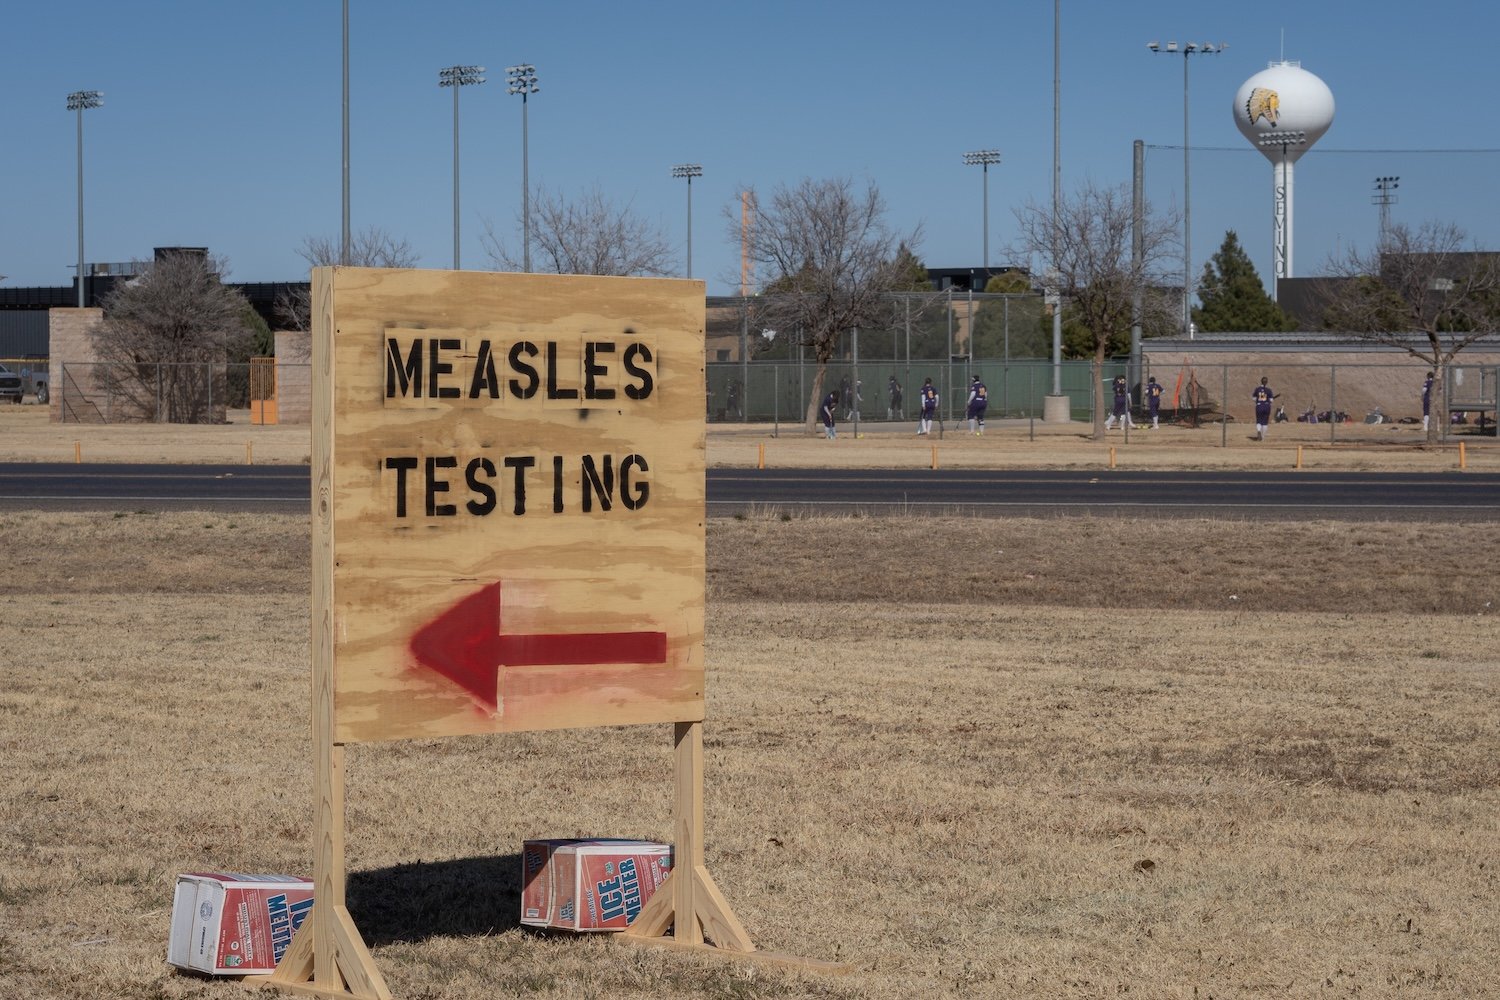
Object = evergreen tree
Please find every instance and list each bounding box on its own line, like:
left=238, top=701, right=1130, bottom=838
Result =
left=971, top=275, right=1047, bottom=360
left=1194, top=231, right=1298, bottom=332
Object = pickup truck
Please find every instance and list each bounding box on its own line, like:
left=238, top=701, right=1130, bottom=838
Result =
left=0, top=363, right=23, bottom=403
left=0, top=362, right=47, bottom=404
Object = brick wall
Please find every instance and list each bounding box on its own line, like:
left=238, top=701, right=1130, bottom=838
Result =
left=274, top=330, right=311, bottom=424
left=47, top=308, right=105, bottom=423
left=1140, top=347, right=1500, bottom=423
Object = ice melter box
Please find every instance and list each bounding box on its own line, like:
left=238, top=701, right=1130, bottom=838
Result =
left=167, top=872, right=313, bottom=975
left=521, top=839, right=672, bottom=931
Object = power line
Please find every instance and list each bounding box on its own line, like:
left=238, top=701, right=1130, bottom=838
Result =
left=1146, top=144, right=1500, bottom=154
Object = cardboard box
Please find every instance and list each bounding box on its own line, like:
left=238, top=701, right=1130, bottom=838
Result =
left=521, top=839, right=672, bottom=931
left=167, top=872, right=313, bottom=975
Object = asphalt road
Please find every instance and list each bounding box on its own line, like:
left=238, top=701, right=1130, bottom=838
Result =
left=0, top=463, right=1496, bottom=520
left=708, top=468, right=1500, bottom=519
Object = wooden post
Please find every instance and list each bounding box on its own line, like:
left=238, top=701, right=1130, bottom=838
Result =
left=1108, top=446, right=1116, bottom=469
left=1295, top=445, right=1303, bottom=469
left=1459, top=441, right=1467, bottom=470
left=74, top=440, right=81, bottom=463
left=247, top=441, right=255, bottom=465
left=251, top=271, right=391, bottom=1000
left=757, top=442, right=765, bottom=469
left=931, top=444, right=938, bottom=470
left=619, top=721, right=847, bottom=974
left=674, top=721, right=707, bottom=946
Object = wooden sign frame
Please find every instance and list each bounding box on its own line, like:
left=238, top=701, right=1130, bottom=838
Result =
left=249, top=268, right=838, bottom=1000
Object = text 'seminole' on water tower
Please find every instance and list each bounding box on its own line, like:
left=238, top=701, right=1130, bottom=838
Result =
left=1233, top=61, right=1334, bottom=299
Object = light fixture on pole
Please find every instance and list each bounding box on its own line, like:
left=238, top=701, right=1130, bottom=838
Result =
left=1147, top=39, right=1226, bottom=337
left=671, top=164, right=703, bottom=278
left=1257, top=130, right=1305, bottom=300
left=439, top=64, right=485, bottom=270
left=1373, top=175, right=1400, bottom=245
left=506, top=64, right=539, bottom=273
left=67, top=90, right=104, bottom=308
left=962, top=149, right=1001, bottom=272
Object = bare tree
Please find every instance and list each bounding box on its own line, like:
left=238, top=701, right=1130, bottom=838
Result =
left=93, top=251, right=256, bottom=423
left=1011, top=181, right=1179, bottom=438
left=481, top=186, right=674, bottom=277
left=275, top=227, right=421, bottom=335
left=1320, top=221, right=1500, bottom=442
left=298, top=227, right=420, bottom=270
left=736, top=177, right=921, bottom=432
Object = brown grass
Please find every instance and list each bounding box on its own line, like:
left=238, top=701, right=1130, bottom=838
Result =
left=1, top=511, right=1496, bottom=998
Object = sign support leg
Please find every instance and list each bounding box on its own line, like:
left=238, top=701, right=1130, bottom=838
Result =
left=250, top=740, right=390, bottom=999
left=620, top=722, right=848, bottom=974
left=251, top=361, right=391, bottom=1000
left=622, top=721, right=751, bottom=951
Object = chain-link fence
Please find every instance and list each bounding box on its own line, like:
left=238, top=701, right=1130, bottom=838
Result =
left=708, top=359, right=1108, bottom=426
left=1131, top=360, right=1498, bottom=444
left=22, top=348, right=1499, bottom=445
left=703, top=292, right=1498, bottom=442
left=706, top=291, right=1050, bottom=366
left=51, top=361, right=312, bottom=424
left=709, top=357, right=1498, bottom=444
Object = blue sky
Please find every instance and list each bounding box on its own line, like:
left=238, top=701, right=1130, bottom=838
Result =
left=3, top=1, right=1497, bottom=300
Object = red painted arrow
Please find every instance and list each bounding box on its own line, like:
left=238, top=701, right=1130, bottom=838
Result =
left=409, top=582, right=668, bottom=713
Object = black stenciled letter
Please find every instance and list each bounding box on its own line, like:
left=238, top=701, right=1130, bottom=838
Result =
left=504, top=456, right=535, bottom=515
left=428, top=338, right=461, bottom=399
left=622, top=343, right=653, bottom=400
left=581, top=454, right=614, bottom=513
left=546, top=341, right=579, bottom=400
left=584, top=341, right=616, bottom=400
left=620, top=454, right=649, bottom=510
left=465, top=458, right=497, bottom=515
left=385, top=456, right=418, bottom=517
left=386, top=339, right=423, bottom=398
left=509, top=341, right=539, bottom=399
left=469, top=340, right=500, bottom=399
left=425, top=456, right=458, bottom=516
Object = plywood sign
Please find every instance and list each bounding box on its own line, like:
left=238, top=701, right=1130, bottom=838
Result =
left=312, top=267, right=705, bottom=744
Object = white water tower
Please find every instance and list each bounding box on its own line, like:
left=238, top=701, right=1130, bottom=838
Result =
left=1233, top=62, right=1335, bottom=296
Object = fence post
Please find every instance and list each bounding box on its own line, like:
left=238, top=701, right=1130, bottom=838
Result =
left=774, top=361, right=786, bottom=434
left=1221, top=364, right=1228, bottom=448
left=1002, top=299, right=1014, bottom=419
left=739, top=300, right=748, bottom=423
left=1330, top=366, right=1337, bottom=444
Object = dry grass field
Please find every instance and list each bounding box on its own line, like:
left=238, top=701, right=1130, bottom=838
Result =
left=2, top=510, right=1496, bottom=999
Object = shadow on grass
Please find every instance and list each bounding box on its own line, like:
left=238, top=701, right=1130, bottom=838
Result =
left=348, top=853, right=523, bottom=944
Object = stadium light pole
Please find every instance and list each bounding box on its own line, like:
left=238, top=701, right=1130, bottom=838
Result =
left=67, top=90, right=103, bottom=308
left=1373, top=175, right=1400, bottom=246
left=506, top=64, right=539, bottom=273
left=1147, top=40, right=1226, bottom=338
left=439, top=65, right=486, bottom=270
left=672, top=164, right=703, bottom=278
left=962, top=150, right=1001, bottom=272
left=1050, top=0, right=1063, bottom=402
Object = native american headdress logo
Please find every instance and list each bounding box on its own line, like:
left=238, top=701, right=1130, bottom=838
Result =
left=1246, top=87, right=1280, bottom=126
